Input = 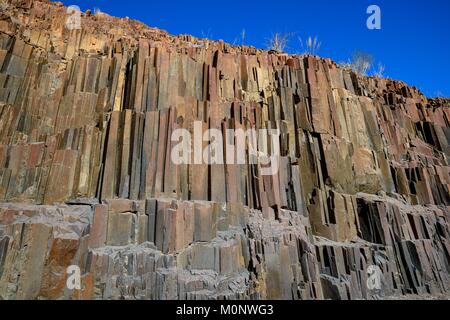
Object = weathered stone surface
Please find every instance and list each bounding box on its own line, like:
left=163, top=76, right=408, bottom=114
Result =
left=0, top=0, right=449, bottom=300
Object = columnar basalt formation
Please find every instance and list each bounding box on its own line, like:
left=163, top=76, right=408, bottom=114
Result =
left=0, top=0, right=449, bottom=300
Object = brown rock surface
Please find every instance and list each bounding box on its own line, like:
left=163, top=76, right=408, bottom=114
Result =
left=0, top=0, right=449, bottom=300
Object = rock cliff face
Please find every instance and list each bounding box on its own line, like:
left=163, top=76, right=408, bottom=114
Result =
left=0, top=0, right=449, bottom=300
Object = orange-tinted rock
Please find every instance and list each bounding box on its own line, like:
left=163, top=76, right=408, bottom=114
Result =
left=0, top=0, right=449, bottom=300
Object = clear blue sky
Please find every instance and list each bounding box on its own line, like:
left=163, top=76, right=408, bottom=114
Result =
left=61, top=0, right=450, bottom=97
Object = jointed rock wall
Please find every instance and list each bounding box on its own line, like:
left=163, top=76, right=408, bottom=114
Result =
left=0, top=0, right=449, bottom=299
